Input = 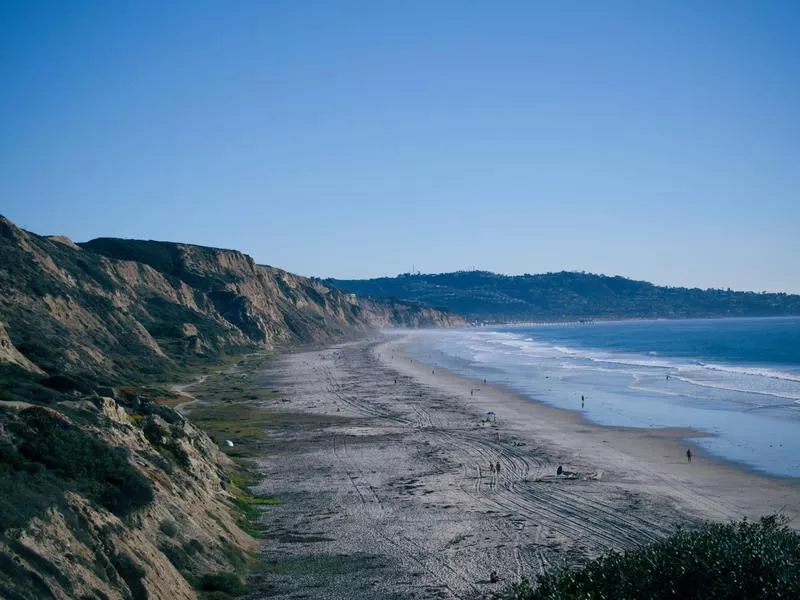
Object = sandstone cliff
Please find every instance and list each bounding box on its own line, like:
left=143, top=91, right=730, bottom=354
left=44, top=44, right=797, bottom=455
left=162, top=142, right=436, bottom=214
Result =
left=0, top=215, right=463, bottom=599
left=0, top=390, right=256, bottom=600
left=0, top=216, right=463, bottom=384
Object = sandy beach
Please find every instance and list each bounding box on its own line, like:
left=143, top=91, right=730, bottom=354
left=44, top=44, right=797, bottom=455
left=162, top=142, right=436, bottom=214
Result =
left=247, top=334, right=800, bottom=599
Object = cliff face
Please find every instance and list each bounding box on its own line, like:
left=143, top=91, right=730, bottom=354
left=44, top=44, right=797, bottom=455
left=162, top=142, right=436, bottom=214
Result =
left=0, top=216, right=462, bottom=600
left=0, top=391, right=255, bottom=600
left=0, top=216, right=463, bottom=383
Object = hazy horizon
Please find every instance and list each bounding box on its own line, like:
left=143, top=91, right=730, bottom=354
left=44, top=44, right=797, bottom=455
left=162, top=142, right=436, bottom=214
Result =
left=2, top=2, right=798, bottom=293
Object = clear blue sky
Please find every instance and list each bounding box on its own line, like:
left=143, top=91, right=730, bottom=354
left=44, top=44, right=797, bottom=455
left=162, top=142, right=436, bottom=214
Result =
left=1, top=1, right=798, bottom=292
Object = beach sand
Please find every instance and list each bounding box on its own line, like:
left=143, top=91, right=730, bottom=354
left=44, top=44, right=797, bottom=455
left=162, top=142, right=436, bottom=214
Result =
left=247, top=334, right=800, bottom=599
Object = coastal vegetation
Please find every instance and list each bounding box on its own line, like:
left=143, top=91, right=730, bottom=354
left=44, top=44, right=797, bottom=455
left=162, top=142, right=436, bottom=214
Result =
left=496, top=515, right=799, bottom=600
left=328, top=270, right=800, bottom=322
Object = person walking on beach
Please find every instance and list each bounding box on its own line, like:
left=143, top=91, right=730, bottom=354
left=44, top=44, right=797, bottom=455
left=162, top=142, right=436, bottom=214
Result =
left=581, top=395, right=584, bottom=408
left=686, top=448, right=692, bottom=463
left=496, top=461, right=501, bottom=475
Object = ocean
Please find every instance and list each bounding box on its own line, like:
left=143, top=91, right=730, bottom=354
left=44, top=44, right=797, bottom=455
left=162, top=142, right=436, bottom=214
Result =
left=402, top=317, right=800, bottom=478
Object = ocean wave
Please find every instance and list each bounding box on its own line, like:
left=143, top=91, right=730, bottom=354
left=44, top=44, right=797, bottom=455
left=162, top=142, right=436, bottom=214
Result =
left=671, top=375, right=800, bottom=402
left=699, top=362, right=800, bottom=384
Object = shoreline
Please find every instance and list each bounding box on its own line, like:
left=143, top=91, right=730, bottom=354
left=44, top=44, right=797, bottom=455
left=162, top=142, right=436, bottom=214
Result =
left=381, top=333, right=800, bottom=526
left=389, top=334, right=792, bottom=483
left=388, top=324, right=800, bottom=481
left=245, top=334, right=800, bottom=599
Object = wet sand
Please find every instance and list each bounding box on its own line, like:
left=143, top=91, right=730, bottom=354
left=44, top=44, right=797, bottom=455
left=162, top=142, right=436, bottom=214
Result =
left=247, top=335, right=800, bottom=599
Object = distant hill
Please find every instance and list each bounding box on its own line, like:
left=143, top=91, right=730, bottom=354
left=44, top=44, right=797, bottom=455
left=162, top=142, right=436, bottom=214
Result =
left=326, top=271, right=800, bottom=322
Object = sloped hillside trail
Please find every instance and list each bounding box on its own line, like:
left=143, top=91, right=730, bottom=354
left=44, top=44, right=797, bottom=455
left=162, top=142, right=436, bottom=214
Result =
left=243, top=336, right=800, bottom=600
left=170, top=374, right=207, bottom=414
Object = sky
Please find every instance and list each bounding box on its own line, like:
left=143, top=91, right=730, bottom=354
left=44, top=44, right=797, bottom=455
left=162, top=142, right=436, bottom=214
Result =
left=1, top=1, right=798, bottom=293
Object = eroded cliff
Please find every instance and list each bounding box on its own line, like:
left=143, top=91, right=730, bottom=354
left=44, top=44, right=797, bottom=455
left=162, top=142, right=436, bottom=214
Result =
left=0, top=215, right=462, bottom=599
left=0, top=216, right=463, bottom=384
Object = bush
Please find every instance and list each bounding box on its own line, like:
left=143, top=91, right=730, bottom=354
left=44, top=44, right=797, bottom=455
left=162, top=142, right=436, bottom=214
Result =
left=184, top=539, right=204, bottom=555
left=159, top=520, right=178, bottom=537
left=198, top=572, right=247, bottom=596
left=159, top=542, right=190, bottom=571
left=42, top=374, right=92, bottom=394
left=500, top=515, right=800, bottom=600
left=140, top=402, right=181, bottom=424
left=111, top=554, right=147, bottom=600
left=14, top=407, right=154, bottom=517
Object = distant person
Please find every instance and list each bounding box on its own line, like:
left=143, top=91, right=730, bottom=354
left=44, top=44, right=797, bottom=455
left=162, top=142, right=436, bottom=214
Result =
left=581, top=395, right=585, bottom=408
left=666, top=374, right=670, bottom=381
left=489, top=463, right=495, bottom=474
left=496, top=461, right=501, bottom=474
left=484, top=378, right=487, bottom=384
left=686, top=449, right=692, bottom=463
left=490, top=571, right=499, bottom=583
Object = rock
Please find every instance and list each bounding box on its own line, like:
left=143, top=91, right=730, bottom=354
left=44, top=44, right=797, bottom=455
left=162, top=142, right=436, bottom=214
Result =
left=143, top=414, right=171, bottom=444
left=96, top=397, right=129, bottom=424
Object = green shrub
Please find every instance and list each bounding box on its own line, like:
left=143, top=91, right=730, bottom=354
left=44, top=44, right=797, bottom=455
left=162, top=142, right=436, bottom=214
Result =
left=42, top=374, right=92, bottom=394
left=159, top=520, right=178, bottom=537
left=184, top=539, right=204, bottom=555
left=141, top=402, right=181, bottom=424
left=500, top=515, right=800, bottom=600
left=159, top=542, right=190, bottom=571
left=111, top=554, right=147, bottom=600
left=15, top=407, right=154, bottom=517
left=198, top=572, right=247, bottom=596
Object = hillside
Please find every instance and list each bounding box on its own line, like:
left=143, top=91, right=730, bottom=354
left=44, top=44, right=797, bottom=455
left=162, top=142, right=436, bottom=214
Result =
left=327, top=271, right=800, bottom=322
left=0, top=216, right=462, bottom=600
left=0, top=216, right=462, bottom=385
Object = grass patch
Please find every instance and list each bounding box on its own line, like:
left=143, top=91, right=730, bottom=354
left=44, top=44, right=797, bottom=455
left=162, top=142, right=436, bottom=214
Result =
left=152, top=394, right=186, bottom=408
left=185, top=402, right=275, bottom=443
left=230, top=489, right=281, bottom=537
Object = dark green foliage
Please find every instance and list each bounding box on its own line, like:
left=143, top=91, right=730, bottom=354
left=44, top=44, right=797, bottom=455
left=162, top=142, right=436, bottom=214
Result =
left=144, top=451, right=174, bottom=474
left=0, top=364, right=66, bottom=405
left=141, top=296, right=230, bottom=358
left=498, top=516, right=800, bottom=600
left=328, top=271, right=800, bottom=321
left=80, top=237, right=244, bottom=291
left=111, top=554, right=148, bottom=600
left=0, top=438, right=74, bottom=531
left=198, top=572, right=247, bottom=596
left=159, top=542, right=190, bottom=571
left=140, top=401, right=182, bottom=424
left=42, top=374, right=93, bottom=394
left=159, top=520, right=178, bottom=537
left=1, top=407, right=154, bottom=526
left=184, top=539, right=204, bottom=555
